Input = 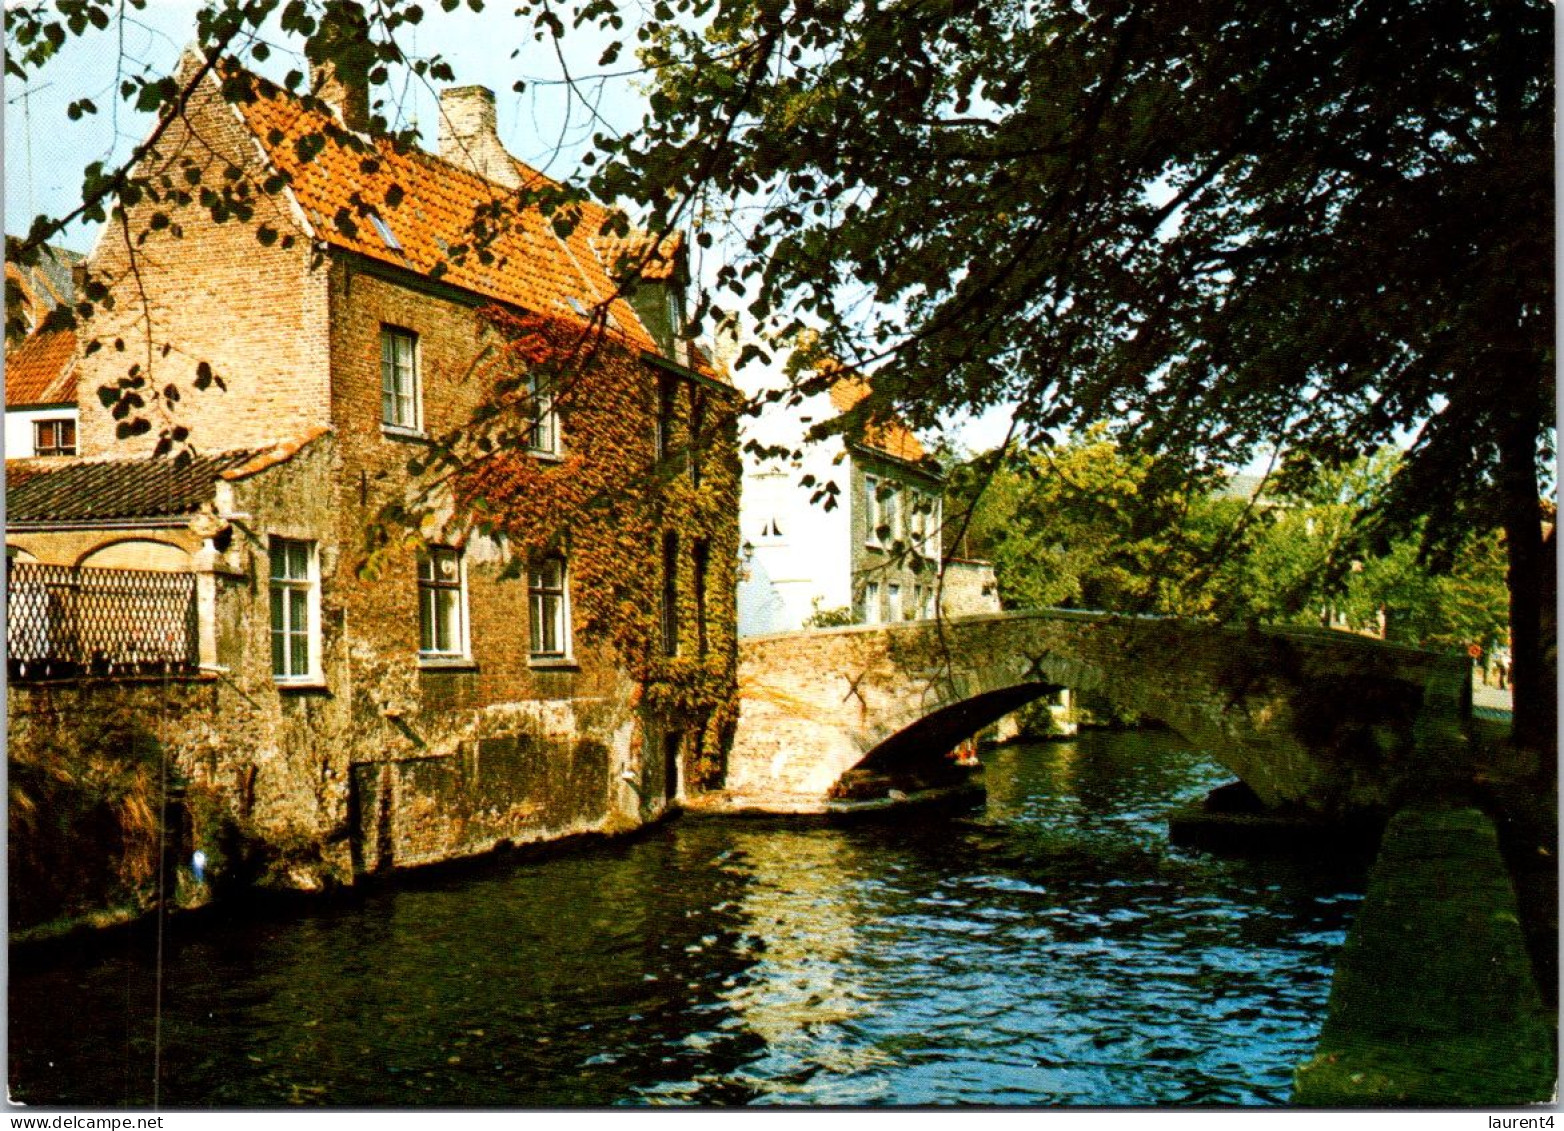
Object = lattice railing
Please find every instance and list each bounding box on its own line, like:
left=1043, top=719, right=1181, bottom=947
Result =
left=7, top=561, right=200, bottom=680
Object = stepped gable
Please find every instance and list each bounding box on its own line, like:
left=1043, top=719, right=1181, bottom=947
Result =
left=6, top=241, right=83, bottom=323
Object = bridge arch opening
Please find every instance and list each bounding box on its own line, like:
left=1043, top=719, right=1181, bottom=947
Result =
left=831, top=678, right=1187, bottom=800
left=732, top=614, right=1470, bottom=818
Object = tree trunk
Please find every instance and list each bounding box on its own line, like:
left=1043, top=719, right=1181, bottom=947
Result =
left=1497, top=397, right=1553, bottom=753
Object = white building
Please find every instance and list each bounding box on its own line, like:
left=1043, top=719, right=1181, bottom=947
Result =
left=737, top=368, right=963, bottom=635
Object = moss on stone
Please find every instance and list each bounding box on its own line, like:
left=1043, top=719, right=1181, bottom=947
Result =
left=1293, top=802, right=1556, bottom=1106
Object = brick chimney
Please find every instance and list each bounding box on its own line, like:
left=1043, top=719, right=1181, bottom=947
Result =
left=307, top=2, right=373, bottom=132
left=438, top=86, right=521, bottom=189
left=311, top=59, right=370, bottom=132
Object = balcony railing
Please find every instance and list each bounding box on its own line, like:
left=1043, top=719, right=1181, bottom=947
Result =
left=7, top=561, right=200, bottom=681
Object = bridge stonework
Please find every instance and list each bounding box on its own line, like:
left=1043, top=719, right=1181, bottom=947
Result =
left=727, top=611, right=1472, bottom=818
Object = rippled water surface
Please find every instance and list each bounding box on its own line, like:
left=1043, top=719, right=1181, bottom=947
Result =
left=9, top=730, right=1366, bottom=1106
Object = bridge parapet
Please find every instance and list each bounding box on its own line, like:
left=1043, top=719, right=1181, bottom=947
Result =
left=728, top=611, right=1471, bottom=817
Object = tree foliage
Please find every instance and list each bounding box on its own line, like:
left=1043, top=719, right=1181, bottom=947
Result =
left=8, top=0, right=1552, bottom=742
left=568, top=0, right=1553, bottom=744
left=957, top=437, right=1512, bottom=656
left=947, top=426, right=1246, bottom=616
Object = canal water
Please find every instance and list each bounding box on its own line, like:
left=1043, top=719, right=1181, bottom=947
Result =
left=9, top=729, right=1367, bottom=1107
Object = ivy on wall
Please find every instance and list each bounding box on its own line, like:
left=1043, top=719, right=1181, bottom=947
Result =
left=439, top=307, right=742, bottom=789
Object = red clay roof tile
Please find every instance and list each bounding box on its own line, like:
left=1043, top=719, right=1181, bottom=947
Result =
left=827, top=374, right=928, bottom=464
left=592, top=230, right=683, bottom=283
left=5, top=328, right=77, bottom=408
left=233, top=71, right=658, bottom=351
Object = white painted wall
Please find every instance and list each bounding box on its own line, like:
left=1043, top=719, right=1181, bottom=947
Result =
left=741, top=446, right=854, bottom=632
left=5, top=406, right=78, bottom=458
left=732, top=351, right=860, bottom=634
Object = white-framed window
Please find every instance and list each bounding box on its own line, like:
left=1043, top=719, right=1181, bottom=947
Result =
left=523, top=371, right=560, bottom=456
left=864, top=475, right=882, bottom=545
left=920, top=584, right=936, bottom=620
left=529, top=554, right=571, bottom=659
left=888, top=582, right=903, bottom=621
left=910, top=491, right=937, bottom=556
left=380, top=325, right=420, bottom=431
left=664, top=286, right=685, bottom=348
left=33, top=418, right=75, bottom=457
left=418, top=546, right=467, bottom=658
left=861, top=580, right=881, bottom=625
left=269, top=537, right=318, bottom=681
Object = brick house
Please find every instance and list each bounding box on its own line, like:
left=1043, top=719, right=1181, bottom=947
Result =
left=6, top=52, right=739, bottom=928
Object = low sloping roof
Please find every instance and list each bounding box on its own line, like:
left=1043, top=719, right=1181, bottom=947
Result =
left=5, top=327, right=77, bottom=407
left=7, top=449, right=259, bottom=523
left=232, top=69, right=658, bottom=352
left=828, top=376, right=929, bottom=465
left=6, top=431, right=328, bottom=524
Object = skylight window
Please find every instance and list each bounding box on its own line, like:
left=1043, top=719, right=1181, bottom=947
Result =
left=368, top=211, right=403, bottom=252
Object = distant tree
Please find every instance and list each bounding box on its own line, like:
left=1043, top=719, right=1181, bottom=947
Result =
left=947, top=427, right=1249, bottom=616
left=1229, top=451, right=1511, bottom=651
left=801, top=599, right=855, bottom=629
left=957, top=439, right=1513, bottom=662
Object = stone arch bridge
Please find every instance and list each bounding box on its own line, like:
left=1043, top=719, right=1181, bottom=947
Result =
left=720, top=611, right=1471, bottom=818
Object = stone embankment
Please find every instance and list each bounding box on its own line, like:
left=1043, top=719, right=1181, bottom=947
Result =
left=1293, top=802, right=1555, bottom=1106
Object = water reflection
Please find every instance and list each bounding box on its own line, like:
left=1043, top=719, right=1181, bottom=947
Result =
left=9, top=729, right=1364, bottom=1107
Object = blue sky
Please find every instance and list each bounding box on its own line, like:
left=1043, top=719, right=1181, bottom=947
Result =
left=5, top=2, right=640, bottom=254
left=1, top=2, right=1024, bottom=454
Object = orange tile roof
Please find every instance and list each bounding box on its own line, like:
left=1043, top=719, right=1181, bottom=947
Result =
left=233, top=71, right=658, bottom=352
left=828, top=374, right=928, bottom=464
left=591, top=230, right=683, bottom=282
left=5, top=328, right=77, bottom=407
left=499, top=157, right=682, bottom=283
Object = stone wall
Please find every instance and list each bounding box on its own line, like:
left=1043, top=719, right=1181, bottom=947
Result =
left=1293, top=803, right=1554, bottom=1104
left=13, top=61, right=741, bottom=935
left=732, top=612, right=1471, bottom=816
left=940, top=558, right=1001, bottom=617
left=5, top=427, right=664, bottom=933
